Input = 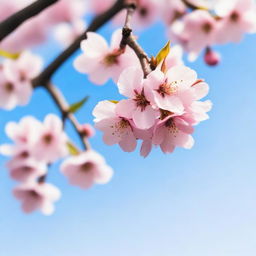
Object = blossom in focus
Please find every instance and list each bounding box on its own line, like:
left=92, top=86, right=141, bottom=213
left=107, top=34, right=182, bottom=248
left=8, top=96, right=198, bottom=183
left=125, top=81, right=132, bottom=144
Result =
left=116, top=67, right=159, bottom=129
left=13, top=182, right=61, bottom=215
left=74, top=29, right=139, bottom=85
left=60, top=150, right=113, bottom=189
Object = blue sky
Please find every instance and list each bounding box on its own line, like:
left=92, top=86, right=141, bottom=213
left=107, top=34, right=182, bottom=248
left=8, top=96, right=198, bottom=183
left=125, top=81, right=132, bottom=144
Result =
left=0, top=20, right=256, bottom=256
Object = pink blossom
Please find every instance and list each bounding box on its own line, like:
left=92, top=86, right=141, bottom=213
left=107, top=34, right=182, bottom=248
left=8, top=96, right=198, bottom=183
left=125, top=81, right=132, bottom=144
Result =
left=33, top=114, right=68, bottom=163
left=116, top=67, right=159, bottom=129
left=13, top=182, right=61, bottom=215
left=169, top=10, right=217, bottom=55
left=7, top=158, right=47, bottom=182
left=93, top=101, right=137, bottom=152
left=214, top=0, right=256, bottom=44
left=159, top=0, right=186, bottom=25
left=89, top=0, right=115, bottom=14
left=165, top=45, right=184, bottom=69
left=74, top=29, right=139, bottom=85
left=54, top=19, right=86, bottom=47
left=0, top=52, right=43, bottom=110
left=144, top=65, right=203, bottom=113
left=60, top=150, right=113, bottom=189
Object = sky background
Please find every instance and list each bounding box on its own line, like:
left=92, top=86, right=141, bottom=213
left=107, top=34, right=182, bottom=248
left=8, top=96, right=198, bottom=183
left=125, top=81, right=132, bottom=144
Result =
left=0, top=14, right=256, bottom=256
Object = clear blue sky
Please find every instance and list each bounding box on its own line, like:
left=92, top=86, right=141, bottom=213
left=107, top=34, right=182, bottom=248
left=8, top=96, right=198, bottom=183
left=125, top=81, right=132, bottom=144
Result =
left=0, top=19, right=256, bottom=256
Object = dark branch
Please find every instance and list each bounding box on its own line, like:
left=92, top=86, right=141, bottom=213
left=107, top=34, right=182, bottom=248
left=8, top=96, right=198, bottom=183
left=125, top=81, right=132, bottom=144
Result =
left=45, top=83, right=90, bottom=150
left=33, top=0, right=125, bottom=87
left=120, top=3, right=151, bottom=77
left=0, top=0, right=59, bottom=42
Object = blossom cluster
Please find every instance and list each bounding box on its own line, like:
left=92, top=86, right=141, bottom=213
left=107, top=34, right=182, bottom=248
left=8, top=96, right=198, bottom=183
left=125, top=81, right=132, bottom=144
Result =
left=0, top=51, right=42, bottom=110
left=0, top=115, right=113, bottom=215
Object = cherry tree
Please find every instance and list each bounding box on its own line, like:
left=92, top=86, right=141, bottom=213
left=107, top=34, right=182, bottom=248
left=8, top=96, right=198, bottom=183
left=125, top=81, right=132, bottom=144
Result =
left=0, top=0, right=255, bottom=215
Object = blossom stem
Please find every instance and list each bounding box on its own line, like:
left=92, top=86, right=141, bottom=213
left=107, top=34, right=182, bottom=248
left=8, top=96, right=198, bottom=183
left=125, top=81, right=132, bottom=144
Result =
left=120, top=2, right=151, bottom=77
left=45, top=83, right=91, bottom=150
left=0, top=0, right=59, bottom=41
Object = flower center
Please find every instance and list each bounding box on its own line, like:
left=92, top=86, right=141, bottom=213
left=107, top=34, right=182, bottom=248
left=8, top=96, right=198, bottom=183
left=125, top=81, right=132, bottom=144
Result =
left=160, top=109, right=174, bottom=120
left=43, top=133, right=53, bottom=144
left=165, top=118, right=179, bottom=137
left=28, top=190, right=41, bottom=199
left=157, top=80, right=178, bottom=97
left=103, top=51, right=119, bottom=66
left=202, top=22, right=213, bottom=34
left=5, top=82, right=14, bottom=93
left=81, top=162, right=94, bottom=172
left=110, top=119, right=130, bottom=136
left=230, top=11, right=239, bottom=22
left=133, top=89, right=150, bottom=111
left=21, top=166, right=33, bottom=172
left=19, top=151, right=30, bottom=159
left=139, top=7, right=148, bottom=17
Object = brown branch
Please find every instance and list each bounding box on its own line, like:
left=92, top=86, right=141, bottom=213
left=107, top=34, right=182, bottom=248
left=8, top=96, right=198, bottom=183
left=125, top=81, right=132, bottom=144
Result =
left=120, top=3, right=151, bottom=77
left=182, top=0, right=208, bottom=10
left=45, top=83, right=91, bottom=150
left=33, top=0, right=126, bottom=87
left=0, top=0, right=59, bottom=42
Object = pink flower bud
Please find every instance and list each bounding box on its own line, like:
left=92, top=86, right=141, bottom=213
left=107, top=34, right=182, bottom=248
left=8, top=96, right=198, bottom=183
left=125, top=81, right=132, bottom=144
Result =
left=80, top=124, right=95, bottom=138
left=204, top=48, right=221, bottom=66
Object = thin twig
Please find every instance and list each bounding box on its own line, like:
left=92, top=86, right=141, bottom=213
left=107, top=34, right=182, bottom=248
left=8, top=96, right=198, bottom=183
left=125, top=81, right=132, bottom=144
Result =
left=120, top=2, right=151, bottom=77
left=45, top=83, right=90, bottom=150
left=0, top=0, right=59, bottom=42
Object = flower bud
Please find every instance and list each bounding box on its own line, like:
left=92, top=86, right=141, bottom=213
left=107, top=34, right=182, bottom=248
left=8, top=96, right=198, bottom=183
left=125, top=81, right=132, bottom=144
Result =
left=80, top=124, right=95, bottom=138
left=204, top=47, right=221, bottom=66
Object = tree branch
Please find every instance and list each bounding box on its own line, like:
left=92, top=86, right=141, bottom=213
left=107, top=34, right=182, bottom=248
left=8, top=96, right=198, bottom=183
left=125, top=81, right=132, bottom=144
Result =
left=33, top=0, right=126, bottom=87
left=0, top=0, right=59, bottom=42
left=45, top=83, right=90, bottom=150
left=120, top=3, right=151, bottom=77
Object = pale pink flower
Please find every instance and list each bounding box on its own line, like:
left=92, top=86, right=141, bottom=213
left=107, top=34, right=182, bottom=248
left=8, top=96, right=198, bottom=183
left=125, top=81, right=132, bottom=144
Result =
left=45, top=0, right=87, bottom=25
left=93, top=101, right=137, bottom=152
left=13, top=182, right=61, bottom=215
left=144, top=65, right=203, bottom=114
left=165, top=45, right=184, bottom=69
left=214, top=0, right=256, bottom=44
left=89, top=0, right=115, bottom=14
left=169, top=10, right=217, bottom=55
left=54, top=20, right=86, bottom=47
left=4, top=116, right=42, bottom=146
left=74, top=29, right=139, bottom=85
left=33, top=114, right=68, bottom=163
left=113, top=0, right=161, bottom=29
left=7, top=158, right=47, bottom=182
left=159, top=0, right=186, bottom=25
left=60, top=150, right=113, bottom=189
left=153, top=114, right=195, bottom=153
left=0, top=52, right=43, bottom=110
left=116, top=67, right=159, bottom=129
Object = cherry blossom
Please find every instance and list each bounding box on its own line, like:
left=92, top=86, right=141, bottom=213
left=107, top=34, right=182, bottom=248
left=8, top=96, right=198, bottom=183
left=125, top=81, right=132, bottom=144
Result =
left=93, top=101, right=137, bottom=152
left=60, top=150, right=113, bottom=189
left=116, top=66, right=159, bottom=129
left=33, top=114, right=68, bottom=163
left=74, top=29, right=139, bottom=85
left=144, top=65, right=201, bottom=113
left=79, top=124, right=95, bottom=138
left=214, top=0, right=256, bottom=44
left=13, top=182, right=61, bottom=215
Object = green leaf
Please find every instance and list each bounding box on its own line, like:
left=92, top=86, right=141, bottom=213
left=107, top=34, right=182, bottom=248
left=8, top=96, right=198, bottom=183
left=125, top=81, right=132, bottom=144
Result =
left=0, top=49, right=20, bottom=59
left=69, top=96, right=89, bottom=114
left=109, top=100, right=119, bottom=104
left=155, top=41, right=171, bottom=66
left=66, top=142, right=80, bottom=156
